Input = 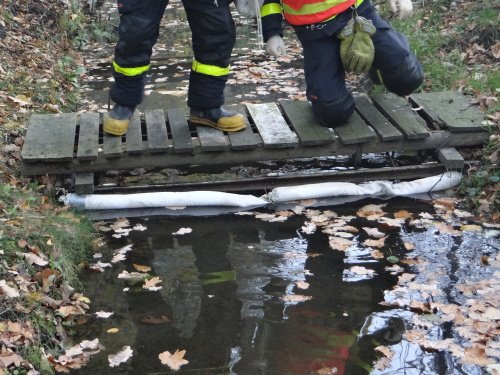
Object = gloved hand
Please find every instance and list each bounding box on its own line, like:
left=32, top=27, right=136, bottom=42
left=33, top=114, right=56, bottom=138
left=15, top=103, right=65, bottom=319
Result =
left=234, top=0, right=264, bottom=17
left=265, top=35, right=287, bottom=57
left=389, top=0, right=413, bottom=19
left=338, top=16, right=376, bottom=74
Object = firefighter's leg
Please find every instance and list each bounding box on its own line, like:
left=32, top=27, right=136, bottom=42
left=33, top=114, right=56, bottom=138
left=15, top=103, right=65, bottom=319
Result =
left=302, top=35, right=355, bottom=128
left=104, top=0, right=168, bottom=136
left=360, top=3, right=424, bottom=95
left=182, top=0, right=245, bottom=132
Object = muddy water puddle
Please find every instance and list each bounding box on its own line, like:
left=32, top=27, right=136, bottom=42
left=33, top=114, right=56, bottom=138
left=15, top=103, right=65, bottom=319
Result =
left=66, top=195, right=500, bottom=375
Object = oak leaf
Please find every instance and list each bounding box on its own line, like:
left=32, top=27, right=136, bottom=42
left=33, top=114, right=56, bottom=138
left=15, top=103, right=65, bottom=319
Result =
left=159, top=349, right=189, bottom=371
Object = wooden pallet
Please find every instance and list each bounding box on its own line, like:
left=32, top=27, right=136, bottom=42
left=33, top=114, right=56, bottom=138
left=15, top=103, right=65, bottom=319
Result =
left=21, top=91, right=489, bottom=193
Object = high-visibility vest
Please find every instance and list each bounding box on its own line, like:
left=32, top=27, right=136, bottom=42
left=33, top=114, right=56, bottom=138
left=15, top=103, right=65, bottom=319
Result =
left=282, top=0, right=364, bottom=26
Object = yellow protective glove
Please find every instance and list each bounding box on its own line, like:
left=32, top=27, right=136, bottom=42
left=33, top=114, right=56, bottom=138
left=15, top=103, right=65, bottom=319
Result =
left=338, top=16, right=376, bottom=74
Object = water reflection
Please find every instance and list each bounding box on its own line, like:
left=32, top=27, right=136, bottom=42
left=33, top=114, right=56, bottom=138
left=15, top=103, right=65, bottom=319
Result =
left=75, top=197, right=483, bottom=375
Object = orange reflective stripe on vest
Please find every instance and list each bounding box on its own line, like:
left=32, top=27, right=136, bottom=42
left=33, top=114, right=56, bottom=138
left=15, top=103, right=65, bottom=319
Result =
left=282, top=0, right=362, bottom=26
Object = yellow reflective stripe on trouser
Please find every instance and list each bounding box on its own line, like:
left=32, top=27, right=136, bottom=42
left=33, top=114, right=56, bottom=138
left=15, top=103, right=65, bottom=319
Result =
left=192, top=59, right=230, bottom=77
left=112, top=61, right=150, bottom=76
left=261, top=3, right=282, bottom=17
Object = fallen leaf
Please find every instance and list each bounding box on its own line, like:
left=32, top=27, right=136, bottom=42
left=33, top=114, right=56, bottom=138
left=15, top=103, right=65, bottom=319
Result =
left=0, top=280, right=19, bottom=298
left=143, top=277, right=162, bottom=291
left=281, top=294, right=313, bottom=303
left=95, top=311, right=114, bottom=319
left=364, top=236, right=387, bottom=248
left=172, top=227, right=192, bottom=235
left=140, top=314, right=171, bottom=325
left=357, top=204, right=387, bottom=220
left=159, top=349, right=189, bottom=371
left=133, top=264, right=151, bottom=273
left=328, top=236, right=353, bottom=251
left=23, top=252, right=49, bottom=266
left=363, top=227, right=386, bottom=238
left=108, top=346, right=133, bottom=367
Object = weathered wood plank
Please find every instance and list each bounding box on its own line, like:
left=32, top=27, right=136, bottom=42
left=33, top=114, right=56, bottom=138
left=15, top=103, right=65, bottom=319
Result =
left=76, top=112, right=99, bottom=161
left=279, top=100, right=334, bottom=146
left=167, top=108, right=193, bottom=154
left=334, top=111, right=377, bottom=145
left=145, top=109, right=169, bottom=153
left=436, top=147, right=464, bottom=170
left=246, top=103, right=298, bottom=148
left=74, top=173, right=94, bottom=195
left=125, top=112, right=144, bottom=154
left=410, top=91, right=488, bottom=132
left=355, top=95, right=403, bottom=141
left=22, top=113, right=77, bottom=162
left=372, top=93, right=430, bottom=139
left=226, top=104, right=261, bottom=150
left=196, top=126, right=229, bottom=151
left=22, top=129, right=490, bottom=176
left=102, top=114, right=123, bottom=159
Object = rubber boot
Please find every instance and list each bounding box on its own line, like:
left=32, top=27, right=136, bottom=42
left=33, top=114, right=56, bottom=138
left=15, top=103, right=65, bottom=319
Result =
left=103, top=105, right=135, bottom=136
left=189, top=107, right=246, bottom=132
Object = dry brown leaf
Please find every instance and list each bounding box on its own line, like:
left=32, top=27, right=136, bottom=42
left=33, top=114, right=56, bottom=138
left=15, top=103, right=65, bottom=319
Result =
left=404, top=242, right=416, bottom=251
left=159, top=349, right=189, bottom=371
left=363, top=236, right=387, bottom=248
left=295, top=281, right=310, bottom=290
left=140, top=314, right=171, bottom=325
left=133, top=264, right=151, bottom=273
left=0, top=280, right=19, bottom=298
left=349, top=266, right=375, bottom=276
left=463, top=344, right=495, bottom=366
left=394, top=210, right=413, bottom=219
left=328, top=236, right=353, bottom=251
left=357, top=204, right=387, bottom=220
left=143, top=277, right=162, bottom=291
left=363, top=227, right=385, bottom=238
left=281, top=294, right=312, bottom=303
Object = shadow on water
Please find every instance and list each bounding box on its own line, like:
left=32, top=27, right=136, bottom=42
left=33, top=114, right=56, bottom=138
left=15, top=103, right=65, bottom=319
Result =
left=70, top=197, right=450, bottom=375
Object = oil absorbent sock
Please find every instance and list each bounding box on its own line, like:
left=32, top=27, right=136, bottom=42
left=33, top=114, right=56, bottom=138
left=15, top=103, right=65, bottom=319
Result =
left=263, top=172, right=462, bottom=203
left=62, top=191, right=268, bottom=210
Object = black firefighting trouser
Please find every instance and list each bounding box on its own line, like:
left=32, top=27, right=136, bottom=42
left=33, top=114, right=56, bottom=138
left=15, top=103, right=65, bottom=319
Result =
left=110, top=0, right=236, bottom=110
left=295, top=1, right=424, bottom=127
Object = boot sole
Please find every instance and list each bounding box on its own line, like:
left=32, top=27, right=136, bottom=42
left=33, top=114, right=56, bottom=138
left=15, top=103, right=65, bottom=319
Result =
left=189, top=117, right=246, bottom=132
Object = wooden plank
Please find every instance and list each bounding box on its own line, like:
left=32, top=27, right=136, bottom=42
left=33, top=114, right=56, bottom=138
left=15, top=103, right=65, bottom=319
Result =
left=410, top=91, right=488, bottom=132
left=21, top=129, right=490, bottom=176
left=355, top=95, right=403, bottom=141
left=102, top=114, right=122, bottom=159
left=246, top=103, right=298, bottom=148
left=196, top=126, right=229, bottom=151
left=125, top=112, right=144, bottom=154
left=74, top=173, right=94, bottom=195
left=334, top=111, right=377, bottom=145
left=167, top=108, right=193, bottom=154
left=76, top=112, right=99, bottom=161
left=436, top=147, right=464, bottom=170
left=22, top=113, right=77, bottom=162
left=372, top=93, right=430, bottom=139
left=145, top=109, right=169, bottom=153
left=226, top=104, right=261, bottom=150
left=279, top=100, right=334, bottom=146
